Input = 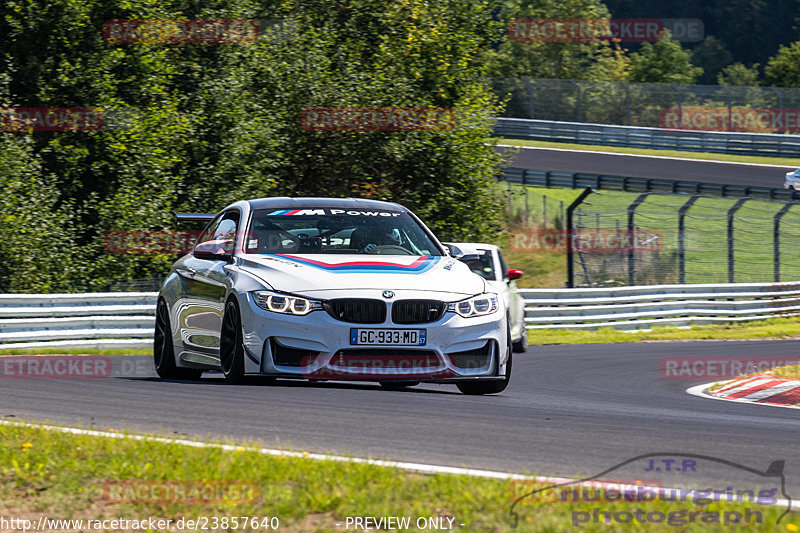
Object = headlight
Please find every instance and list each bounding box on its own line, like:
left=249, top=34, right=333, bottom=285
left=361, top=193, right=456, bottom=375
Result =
left=253, top=290, right=322, bottom=316
left=448, top=293, right=499, bottom=318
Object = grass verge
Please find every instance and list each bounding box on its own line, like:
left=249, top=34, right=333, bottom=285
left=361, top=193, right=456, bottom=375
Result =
left=0, top=421, right=794, bottom=532
left=0, top=348, right=145, bottom=356
left=495, top=137, right=800, bottom=167
left=526, top=316, right=800, bottom=345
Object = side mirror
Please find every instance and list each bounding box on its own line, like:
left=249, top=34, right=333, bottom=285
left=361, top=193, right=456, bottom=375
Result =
left=445, top=243, right=481, bottom=263
left=507, top=269, right=524, bottom=281
left=193, top=240, right=233, bottom=262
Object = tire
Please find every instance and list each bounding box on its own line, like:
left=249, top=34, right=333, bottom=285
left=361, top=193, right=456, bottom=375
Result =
left=379, top=381, right=420, bottom=390
left=512, top=327, right=528, bottom=353
left=154, top=299, right=202, bottom=380
left=457, top=326, right=512, bottom=395
left=219, top=297, right=246, bottom=384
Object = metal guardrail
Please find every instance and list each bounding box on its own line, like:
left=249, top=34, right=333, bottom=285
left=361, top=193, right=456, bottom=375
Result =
left=0, top=293, right=157, bottom=350
left=494, top=118, right=800, bottom=158
left=521, top=281, right=800, bottom=330
left=2, top=283, right=798, bottom=346
left=500, top=167, right=800, bottom=202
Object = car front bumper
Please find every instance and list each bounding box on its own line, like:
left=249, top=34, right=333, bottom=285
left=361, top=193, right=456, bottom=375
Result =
left=237, top=291, right=508, bottom=382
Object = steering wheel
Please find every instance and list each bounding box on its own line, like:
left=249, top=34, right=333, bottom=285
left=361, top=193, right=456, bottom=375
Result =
left=367, top=245, right=414, bottom=255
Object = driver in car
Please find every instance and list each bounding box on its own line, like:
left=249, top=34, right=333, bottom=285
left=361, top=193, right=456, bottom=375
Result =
left=361, top=226, right=403, bottom=253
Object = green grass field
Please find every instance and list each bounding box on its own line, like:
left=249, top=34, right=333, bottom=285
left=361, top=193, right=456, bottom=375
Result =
left=496, top=184, right=800, bottom=288
left=524, top=316, right=800, bottom=345
left=496, top=137, right=800, bottom=167
left=1, top=421, right=795, bottom=532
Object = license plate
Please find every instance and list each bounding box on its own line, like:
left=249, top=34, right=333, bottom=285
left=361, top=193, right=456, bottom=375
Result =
left=350, top=328, right=427, bottom=346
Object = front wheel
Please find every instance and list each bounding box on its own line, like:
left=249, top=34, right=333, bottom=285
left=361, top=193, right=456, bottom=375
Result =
left=457, top=327, right=512, bottom=395
left=219, top=298, right=246, bottom=384
left=154, top=299, right=202, bottom=380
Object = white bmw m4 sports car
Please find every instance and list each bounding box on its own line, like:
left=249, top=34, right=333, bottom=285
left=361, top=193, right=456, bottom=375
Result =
left=154, top=197, right=512, bottom=394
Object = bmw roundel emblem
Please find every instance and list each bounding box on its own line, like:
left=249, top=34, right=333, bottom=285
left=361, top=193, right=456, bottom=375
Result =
left=382, top=290, right=395, bottom=299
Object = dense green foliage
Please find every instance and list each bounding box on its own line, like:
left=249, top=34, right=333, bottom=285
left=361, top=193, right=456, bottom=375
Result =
left=0, top=0, right=507, bottom=292
left=605, top=0, right=800, bottom=84
left=4, top=0, right=800, bottom=292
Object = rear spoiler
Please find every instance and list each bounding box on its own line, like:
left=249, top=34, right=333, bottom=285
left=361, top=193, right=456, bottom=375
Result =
left=175, top=212, right=215, bottom=223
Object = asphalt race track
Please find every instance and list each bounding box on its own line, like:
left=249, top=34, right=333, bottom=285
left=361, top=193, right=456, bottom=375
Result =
left=2, top=341, right=799, bottom=493
left=497, top=145, right=796, bottom=188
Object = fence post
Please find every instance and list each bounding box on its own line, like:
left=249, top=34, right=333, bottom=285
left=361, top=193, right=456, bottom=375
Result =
left=671, top=83, right=683, bottom=131
left=624, top=82, right=631, bottom=125
left=542, top=195, right=547, bottom=225
left=724, top=86, right=732, bottom=132
left=627, top=193, right=650, bottom=285
left=727, top=198, right=748, bottom=283
left=774, top=203, right=794, bottom=282
left=566, top=187, right=594, bottom=288
left=527, top=78, right=536, bottom=119
left=570, top=80, right=582, bottom=122
left=678, top=195, right=700, bottom=283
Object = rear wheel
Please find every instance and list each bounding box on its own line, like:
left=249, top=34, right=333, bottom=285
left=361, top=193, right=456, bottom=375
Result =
left=154, top=299, right=202, bottom=380
left=220, top=298, right=246, bottom=384
left=457, top=326, right=512, bottom=395
left=512, top=327, right=528, bottom=353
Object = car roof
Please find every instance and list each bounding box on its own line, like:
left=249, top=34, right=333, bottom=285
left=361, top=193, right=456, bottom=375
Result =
left=246, top=197, right=406, bottom=211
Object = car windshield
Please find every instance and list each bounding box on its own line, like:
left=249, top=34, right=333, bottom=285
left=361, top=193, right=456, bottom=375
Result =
left=245, top=207, right=443, bottom=256
left=463, top=248, right=496, bottom=280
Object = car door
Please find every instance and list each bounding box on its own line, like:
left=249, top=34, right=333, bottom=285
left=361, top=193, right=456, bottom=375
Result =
left=178, top=210, right=239, bottom=365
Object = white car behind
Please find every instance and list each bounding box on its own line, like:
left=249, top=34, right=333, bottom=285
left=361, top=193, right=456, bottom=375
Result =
left=447, top=243, right=527, bottom=353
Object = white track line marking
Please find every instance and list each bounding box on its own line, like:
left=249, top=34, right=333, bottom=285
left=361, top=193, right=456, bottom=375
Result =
left=0, top=419, right=792, bottom=510
left=494, top=144, right=797, bottom=169
left=687, top=382, right=800, bottom=410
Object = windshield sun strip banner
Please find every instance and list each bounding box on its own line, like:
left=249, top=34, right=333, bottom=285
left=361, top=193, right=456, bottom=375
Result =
left=264, top=208, right=404, bottom=217
left=273, top=254, right=439, bottom=274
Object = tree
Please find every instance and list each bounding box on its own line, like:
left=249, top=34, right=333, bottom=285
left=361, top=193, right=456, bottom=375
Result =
left=628, top=31, right=703, bottom=84
left=691, top=37, right=733, bottom=84
left=765, top=41, right=800, bottom=87
left=717, top=63, right=760, bottom=86
left=0, top=0, right=509, bottom=291
left=483, top=0, right=627, bottom=81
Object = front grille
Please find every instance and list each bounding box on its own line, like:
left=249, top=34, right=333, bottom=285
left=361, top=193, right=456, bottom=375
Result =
left=447, top=342, right=491, bottom=370
left=325, top=299, right=386, bottom=324
left=270, top=339, right=318, bottom=367
left=392, top=300, right=446, bottom=324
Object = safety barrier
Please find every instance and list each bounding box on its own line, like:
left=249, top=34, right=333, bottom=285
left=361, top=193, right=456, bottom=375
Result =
left=500, top=167, right=800, bottom=201
left=0, top=293, right=157, bottom=350
left=521, top=282, right=800, bottom=330
left=2, top=283, right=798, bottom=348
left=494, top=117, right=800, bottom=158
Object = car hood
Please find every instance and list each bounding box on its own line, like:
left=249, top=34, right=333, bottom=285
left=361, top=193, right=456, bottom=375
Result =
left=238, top=254, right=485, bottom=297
